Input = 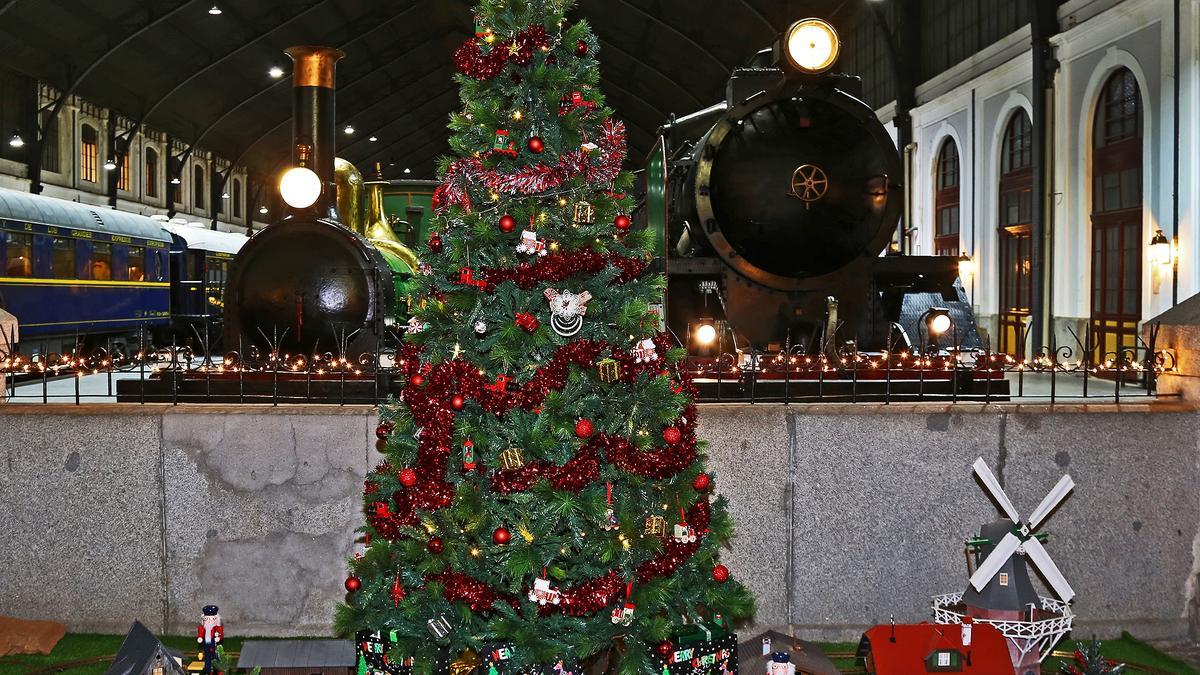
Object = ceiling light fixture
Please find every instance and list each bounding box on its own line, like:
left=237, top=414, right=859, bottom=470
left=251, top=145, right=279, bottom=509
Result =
left=208, top=5, right=222, bottom=15
left=268, top=65, right=285, bottom=78
left=104, top=157, right=118, bottom=171
left=8, top=130, right=23, bottom=148
left=259, top=205, right=268, bottom=215
left=170, top=176, right=181, bottom=185
left=343, top=124, right=355, bottom=135
left=403, top=168, right=411, bottom=174
left=368, top=135, right=378, bottom=142
left=221, top=191, right=230, bottom=199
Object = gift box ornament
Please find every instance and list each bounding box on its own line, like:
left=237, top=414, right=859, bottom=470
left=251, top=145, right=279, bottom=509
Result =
left=426, top=614, right=453, bottom=640
left=644, top=515, right=667, bottom=536
left=498, top=448, right=525, bottom=470
left=572, top=201, right=595, bottom=225
left=596, top=358, right=620, bottom=383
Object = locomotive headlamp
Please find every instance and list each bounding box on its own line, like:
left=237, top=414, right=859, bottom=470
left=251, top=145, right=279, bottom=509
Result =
left=925, top=308, right=952, bottom=336
left=695, top=322, right=718, bottom=346
left=1150, top=229, right=1173, bottom=267
left=279, top=166, right=322, bottom=209
left=782, top=18, right=840, bottom=74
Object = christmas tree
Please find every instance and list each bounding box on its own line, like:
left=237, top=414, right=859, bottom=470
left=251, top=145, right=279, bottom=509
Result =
left=336, top=1, right=753, bottom=673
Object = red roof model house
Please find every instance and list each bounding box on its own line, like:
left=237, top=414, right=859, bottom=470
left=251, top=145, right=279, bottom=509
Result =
left=856, top=620, right=1016, bottom=675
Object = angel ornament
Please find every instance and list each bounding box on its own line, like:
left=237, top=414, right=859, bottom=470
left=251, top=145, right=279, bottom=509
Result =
left=544, top=288, right=593, bottom=337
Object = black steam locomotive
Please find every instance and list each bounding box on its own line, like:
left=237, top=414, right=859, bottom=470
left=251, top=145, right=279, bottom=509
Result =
left=653, top=19, right=978, bottom=355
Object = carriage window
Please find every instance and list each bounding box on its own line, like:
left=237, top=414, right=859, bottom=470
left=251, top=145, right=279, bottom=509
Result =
left=128, top=246, right=145, bottom=281
left=51, top=237, right=75, bottom=279
left=92, top=242, right=112, bottom=280
left=80, top=124, right=99, bottom=183
left=4, top=232, right=33, bottom=277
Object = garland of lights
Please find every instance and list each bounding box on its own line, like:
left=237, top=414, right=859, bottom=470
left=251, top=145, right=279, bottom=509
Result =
left=452, top=250, right=649, bottom=293
left=428, top=500, right=711, bottom=618
left=432, top=120, right=627, bottom=214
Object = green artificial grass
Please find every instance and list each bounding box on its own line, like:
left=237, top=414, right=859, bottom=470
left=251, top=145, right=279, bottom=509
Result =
left=0, top=632, right=1194, bottom=675
left=1042, top=633, right=1199, bottom=674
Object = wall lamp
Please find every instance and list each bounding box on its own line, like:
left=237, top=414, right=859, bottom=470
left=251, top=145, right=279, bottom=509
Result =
left=1149, top=229, right=1173, bottom=267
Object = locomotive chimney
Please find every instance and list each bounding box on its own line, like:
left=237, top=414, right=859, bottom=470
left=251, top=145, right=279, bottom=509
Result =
left=281, top=46, right=344, bottom=219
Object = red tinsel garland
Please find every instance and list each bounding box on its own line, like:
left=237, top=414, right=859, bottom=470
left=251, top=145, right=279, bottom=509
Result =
left=427, top=570, right=519, bottom=612
left=453, top=25, right=550, bottom=81
left=433, top=120, right=627, bottom=214
left=492, top=445, right=601, bottom=494
left=451, top=250, right=649, bottom=293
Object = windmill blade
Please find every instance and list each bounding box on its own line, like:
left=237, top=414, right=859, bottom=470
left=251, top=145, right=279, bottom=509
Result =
left=1027, top=474, right=1075, bottom=530
left=968, top=531, right=1022, bottom=592
left=1023, top=536, right=1076, bottom=602
left=973, top=457, right=1021, bottom=523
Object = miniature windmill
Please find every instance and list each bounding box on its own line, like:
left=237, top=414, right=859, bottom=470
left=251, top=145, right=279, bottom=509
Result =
left=932, top=457, right=1076, bottom=675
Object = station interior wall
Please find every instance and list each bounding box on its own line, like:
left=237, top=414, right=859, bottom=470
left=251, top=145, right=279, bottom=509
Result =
left=0, top=402, right=1194, bottom=643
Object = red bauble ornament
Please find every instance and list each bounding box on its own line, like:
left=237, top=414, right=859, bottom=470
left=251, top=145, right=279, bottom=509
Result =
left=657, top=641, right=674, bottom=657
left=398, top=468, right=417, bottom=487
left=574, top=418, right=594, bottom=439
left=451, top=394, right=466, bottom=410
left=662, top=426, right=682, bottom=444
left=614, top=214, right=631, bottom=230
left=499, top=214, right=517, bottom=233
left=527, top=136, right=545, bottom=154
left=692, top=473, right=712, bottom=491
left=344, top=575, right=362, bottom=592
left=712, top=564, right=729, bottom=582
left=575, top=40, right=588, bottom=56
left=410, top=374, right=425, bottom=387
left=492, top=526, right=511, bottom=545
left=428, top=232, right=443, bottom=253
left=375, top=423, right=392, bottom=440
left=428, top=537, right=444, bottom=553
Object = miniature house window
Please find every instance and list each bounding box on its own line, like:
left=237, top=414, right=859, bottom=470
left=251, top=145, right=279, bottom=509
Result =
left=925, top=649, right=962, bottom=672
left=999, top=572, right=1009, bottom=586
left=937, top=652, right=951, bottom=667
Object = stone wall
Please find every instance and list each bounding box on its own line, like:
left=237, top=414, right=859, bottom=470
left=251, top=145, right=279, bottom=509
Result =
left=0, top=403, right=1195, bottom=642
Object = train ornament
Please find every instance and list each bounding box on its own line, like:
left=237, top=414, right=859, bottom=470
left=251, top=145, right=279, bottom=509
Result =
left=651, top=18, right=981, bottom=359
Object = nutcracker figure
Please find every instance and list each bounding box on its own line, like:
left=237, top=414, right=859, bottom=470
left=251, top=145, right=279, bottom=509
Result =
left=196, top=605, right=223, bottom=674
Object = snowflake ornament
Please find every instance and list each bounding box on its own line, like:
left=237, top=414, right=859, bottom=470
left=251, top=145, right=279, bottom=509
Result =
left=544, top=288, right=593, bottom=337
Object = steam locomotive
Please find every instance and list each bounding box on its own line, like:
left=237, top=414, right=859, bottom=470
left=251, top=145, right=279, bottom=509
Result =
left=223, top=47, right=419, bottom=358
left=652, top=19, right=978, bottom=356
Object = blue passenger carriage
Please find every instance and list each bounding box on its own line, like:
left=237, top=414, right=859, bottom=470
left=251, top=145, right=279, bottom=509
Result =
left=0, top=189, right=171, bottom=350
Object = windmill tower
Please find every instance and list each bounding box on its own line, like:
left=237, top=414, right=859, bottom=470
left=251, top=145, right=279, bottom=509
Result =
left=932, top=458, right=1076, bottom=675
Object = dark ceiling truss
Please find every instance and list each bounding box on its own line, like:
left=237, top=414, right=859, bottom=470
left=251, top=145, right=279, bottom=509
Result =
left=27, top=0, right=198, bottom=194
left=596, top=38, right=706, bottom=110
left=599, top=0, right=732, bottom=77
left=169, top=1, right=440, bottom=191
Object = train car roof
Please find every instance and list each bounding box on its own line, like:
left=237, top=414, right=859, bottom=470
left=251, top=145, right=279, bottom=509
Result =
left=160, top=223, right=248, bottom=255
left=0, top=188, right=173, bottom=243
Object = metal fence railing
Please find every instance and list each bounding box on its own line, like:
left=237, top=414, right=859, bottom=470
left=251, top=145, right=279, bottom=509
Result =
left=0, top=320, right=1177, bottom=405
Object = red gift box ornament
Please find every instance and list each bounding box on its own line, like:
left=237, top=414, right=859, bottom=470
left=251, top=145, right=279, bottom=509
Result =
left=458, top=267, right=488, bottom=289
left=484, top=374, right=512, bottom=393
left=515, top=311, right=540, bottom=332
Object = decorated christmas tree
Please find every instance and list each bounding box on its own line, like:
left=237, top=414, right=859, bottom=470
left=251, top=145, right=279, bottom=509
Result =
left=336, top=1, right=753, bottom=673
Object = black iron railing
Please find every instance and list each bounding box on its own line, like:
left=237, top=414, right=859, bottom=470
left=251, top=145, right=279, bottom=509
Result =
left=0, top=320, right=1177, bottom=405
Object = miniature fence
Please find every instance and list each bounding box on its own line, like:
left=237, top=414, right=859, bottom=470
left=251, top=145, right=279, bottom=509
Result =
left=0, top=320, right=1177, bottom=405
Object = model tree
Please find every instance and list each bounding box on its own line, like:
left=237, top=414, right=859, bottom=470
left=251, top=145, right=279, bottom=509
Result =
left=336, top=1, right=753, bottom=673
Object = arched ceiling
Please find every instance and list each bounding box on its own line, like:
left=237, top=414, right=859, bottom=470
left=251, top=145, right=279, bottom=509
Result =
left=0, top=0, right=858, bottom=180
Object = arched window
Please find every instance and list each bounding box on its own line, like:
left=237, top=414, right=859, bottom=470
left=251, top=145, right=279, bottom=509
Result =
left=997, top=109, right=1033, bottom=356
left=1090, top=68, right=1143, bottom=361
left=232, top=178, right=242, bottom=218
left=80, top=124, right=98, bottom=183
left=194, top=163, right=205, bottom=209
left=934, top=139, right=960, bottom=256
left=145, top=147, right=159, bottom=198
left=115, top=139, right=130, bottom=192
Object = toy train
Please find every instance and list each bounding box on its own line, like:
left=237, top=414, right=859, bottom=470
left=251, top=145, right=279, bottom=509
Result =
left=650, top=18, right=980, bottom=356
left=0, top=187, right=247, bottom=352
